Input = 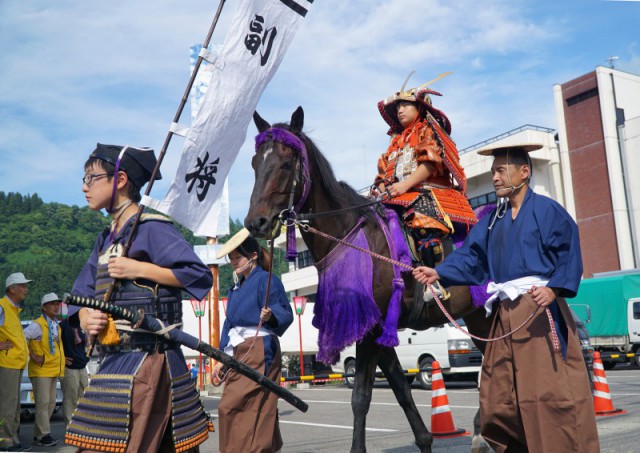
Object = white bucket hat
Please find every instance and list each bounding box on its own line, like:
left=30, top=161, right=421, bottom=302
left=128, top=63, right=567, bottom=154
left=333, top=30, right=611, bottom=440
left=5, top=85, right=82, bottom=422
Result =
left=41, top=292, right=62, bottom=306
left=5, top=272, right=33, bottom=289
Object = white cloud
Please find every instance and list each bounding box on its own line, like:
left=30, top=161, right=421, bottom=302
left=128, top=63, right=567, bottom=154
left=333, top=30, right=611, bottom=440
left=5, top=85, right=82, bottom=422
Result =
left=0, top=0, right=638, bottom=224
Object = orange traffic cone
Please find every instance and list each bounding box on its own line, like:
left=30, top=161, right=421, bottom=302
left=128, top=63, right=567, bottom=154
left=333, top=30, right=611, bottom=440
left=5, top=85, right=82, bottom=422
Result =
left=430, top=360, right=470, bottom=438
left=592, top=351, right=626, bottom=416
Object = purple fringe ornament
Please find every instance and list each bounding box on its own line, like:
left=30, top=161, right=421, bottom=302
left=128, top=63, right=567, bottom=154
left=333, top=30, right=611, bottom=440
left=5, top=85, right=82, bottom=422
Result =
left=313, top=220, right=379, bottom=364
left=286, top=223, right=297, bottom=261
left=374, top=209, right=412, bottom=348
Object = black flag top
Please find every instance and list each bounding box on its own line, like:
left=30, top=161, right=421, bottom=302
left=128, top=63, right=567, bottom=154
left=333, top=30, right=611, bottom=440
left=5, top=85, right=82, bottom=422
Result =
left=280, top=0, right=314, bottom=17
left=147, top=0, right=316, bottom=237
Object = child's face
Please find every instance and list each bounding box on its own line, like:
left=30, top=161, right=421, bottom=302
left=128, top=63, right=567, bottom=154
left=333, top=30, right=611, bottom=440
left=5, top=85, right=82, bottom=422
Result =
left=396, top=101, right=419, bottom=128
left=82, top=162, right=113, bottom=211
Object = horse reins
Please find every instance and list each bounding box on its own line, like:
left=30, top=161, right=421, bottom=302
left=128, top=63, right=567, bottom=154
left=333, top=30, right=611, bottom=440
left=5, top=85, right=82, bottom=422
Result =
left=296, top=221, right=560, bottom=352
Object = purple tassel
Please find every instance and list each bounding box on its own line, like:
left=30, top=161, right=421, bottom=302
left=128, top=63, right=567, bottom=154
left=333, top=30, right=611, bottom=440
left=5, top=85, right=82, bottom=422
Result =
left=374, top=209, right=412, bottom=347
left=469, top=283, right=490, bottom=308
left=376, top=277, right=404, bottom=347
left=286, top=224, right=297, bottom=261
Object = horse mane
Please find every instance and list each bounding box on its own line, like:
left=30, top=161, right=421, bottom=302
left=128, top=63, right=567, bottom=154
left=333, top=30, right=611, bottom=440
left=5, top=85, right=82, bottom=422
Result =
left=273, top=122, right=379, bottom=221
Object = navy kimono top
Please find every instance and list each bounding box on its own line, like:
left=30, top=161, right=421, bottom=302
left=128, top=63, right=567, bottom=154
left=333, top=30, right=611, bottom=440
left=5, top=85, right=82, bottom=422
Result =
left=435, top=189, right=583, bottom=356
left=220, top=266, right=293, bottom=371
left=436, top=189, right=583, bottom=296
left=70, top=216, right=213, bottom=318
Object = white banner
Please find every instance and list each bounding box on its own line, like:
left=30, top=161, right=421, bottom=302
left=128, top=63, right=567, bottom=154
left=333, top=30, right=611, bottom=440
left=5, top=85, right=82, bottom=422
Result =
left=151, top=0, right=314, bottom=237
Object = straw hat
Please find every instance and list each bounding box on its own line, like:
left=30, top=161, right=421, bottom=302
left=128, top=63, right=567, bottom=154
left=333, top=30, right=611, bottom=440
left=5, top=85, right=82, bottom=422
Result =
left=476, top=144, right=543, bottom=156
left=216, top=228, right=251, bottom=259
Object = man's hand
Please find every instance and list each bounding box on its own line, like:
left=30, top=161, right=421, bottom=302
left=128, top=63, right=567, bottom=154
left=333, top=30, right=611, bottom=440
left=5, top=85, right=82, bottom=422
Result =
left=528, top=286, right=557, bottom=307
left=65, top=357, right=73, bottom=366
left=413, top=266, right=440, bottom=285
left=79, top=307, right=109, bottom=336
left=0, top=340, right=14, bottom=351
left=30, top=353, right=45, bottom=367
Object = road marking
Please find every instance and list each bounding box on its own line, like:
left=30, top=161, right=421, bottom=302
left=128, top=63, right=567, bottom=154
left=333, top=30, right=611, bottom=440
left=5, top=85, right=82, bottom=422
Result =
left=204, top=395, right=478, bottom=409
left=280, top=420, right=398, bottom=432
left=298, top=399, right=479, bottom=409
left=206, top=411, right=397, bottom=432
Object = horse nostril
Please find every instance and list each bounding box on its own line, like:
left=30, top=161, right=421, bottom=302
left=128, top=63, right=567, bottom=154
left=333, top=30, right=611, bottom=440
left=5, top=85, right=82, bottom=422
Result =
left=245, top=217, right=269, bottom=236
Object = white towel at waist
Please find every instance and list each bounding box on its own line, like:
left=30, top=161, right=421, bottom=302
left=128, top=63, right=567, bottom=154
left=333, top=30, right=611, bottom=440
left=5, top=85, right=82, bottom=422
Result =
left=484, top=276, right=550, bottom=316
left=224, top=326, right=275, bottom=357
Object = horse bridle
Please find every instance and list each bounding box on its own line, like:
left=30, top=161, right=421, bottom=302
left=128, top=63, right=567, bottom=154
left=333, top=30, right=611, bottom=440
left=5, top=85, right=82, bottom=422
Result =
left=255, top=127, right=311, bottom=228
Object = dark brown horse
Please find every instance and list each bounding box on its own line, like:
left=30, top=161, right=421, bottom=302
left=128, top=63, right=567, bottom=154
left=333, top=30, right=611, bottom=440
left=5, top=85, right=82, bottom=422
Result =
left=245, top=107, right=493, bottom=453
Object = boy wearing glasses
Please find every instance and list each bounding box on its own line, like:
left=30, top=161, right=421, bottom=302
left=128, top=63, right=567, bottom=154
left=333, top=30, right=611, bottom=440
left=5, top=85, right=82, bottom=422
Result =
left=65, top=144, right=213, bottom=452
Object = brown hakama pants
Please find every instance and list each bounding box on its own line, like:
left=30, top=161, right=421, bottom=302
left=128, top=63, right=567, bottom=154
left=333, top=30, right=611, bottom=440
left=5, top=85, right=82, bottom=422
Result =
left=480, top=294, right=599, bottom=453
left=218, top=337, right=283, bottom=453
left=77, top=353, right=199, bottom=453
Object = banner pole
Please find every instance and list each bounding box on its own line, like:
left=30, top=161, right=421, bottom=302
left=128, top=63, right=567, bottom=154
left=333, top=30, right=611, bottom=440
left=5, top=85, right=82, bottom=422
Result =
left=87, top=0, right=228, bottom=355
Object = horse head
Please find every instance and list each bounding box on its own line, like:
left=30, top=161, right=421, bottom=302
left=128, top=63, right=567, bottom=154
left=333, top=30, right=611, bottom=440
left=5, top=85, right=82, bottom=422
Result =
left=245, top=106, right=309, bottom=239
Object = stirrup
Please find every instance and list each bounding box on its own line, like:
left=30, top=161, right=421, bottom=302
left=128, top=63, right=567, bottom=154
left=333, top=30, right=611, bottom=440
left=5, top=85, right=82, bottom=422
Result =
left=423, top=280, right=450, bottom=303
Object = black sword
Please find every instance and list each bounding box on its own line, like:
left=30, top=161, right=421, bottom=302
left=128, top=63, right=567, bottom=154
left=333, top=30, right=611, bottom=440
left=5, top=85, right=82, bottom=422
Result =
left=65, top=293, right=308, bottom=413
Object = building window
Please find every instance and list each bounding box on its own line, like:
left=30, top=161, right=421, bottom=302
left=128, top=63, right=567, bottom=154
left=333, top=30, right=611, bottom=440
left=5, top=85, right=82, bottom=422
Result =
left=296, top=250, right=315, bottom=269
left=566, top=88, right=598, bottom=107
left=468, top=192, right=497, bottom=209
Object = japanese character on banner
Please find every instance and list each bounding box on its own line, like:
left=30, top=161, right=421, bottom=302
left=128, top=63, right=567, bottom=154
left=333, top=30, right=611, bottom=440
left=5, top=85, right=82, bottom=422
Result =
left=245, top=14, right=277, bottom=66
left=185, top=151, right=220, bottom=202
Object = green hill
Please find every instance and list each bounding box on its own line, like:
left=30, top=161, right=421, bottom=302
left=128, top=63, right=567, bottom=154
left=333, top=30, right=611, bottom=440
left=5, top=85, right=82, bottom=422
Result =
left=0, top=191, right=288, bottom=319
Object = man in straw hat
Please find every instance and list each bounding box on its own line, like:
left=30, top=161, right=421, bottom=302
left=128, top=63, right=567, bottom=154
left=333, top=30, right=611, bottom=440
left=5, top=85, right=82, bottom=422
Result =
left=213, top=228, right=293, bottom=453
left=413, top=144, right=599, bottom=452
left=372, top=73, right=477, bottom=268
left=0, top=272, right=33, bottom=451
left=24, top=293, right=65, bottom=447
left=66, top=143, right=213, bottom=452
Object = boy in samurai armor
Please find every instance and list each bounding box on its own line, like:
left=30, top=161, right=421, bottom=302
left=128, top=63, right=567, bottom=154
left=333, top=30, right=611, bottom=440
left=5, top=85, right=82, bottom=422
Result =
left=372, top=73, right=477, bottom=267
left=65, top=144, right=213, bottom=452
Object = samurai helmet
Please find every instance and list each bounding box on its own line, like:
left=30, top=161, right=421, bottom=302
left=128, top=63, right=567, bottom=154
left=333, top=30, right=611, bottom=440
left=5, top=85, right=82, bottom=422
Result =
left=378, top=71, right=453, bottom=136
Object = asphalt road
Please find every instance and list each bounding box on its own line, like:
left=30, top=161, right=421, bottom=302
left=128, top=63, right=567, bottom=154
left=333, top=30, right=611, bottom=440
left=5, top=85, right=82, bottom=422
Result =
left=16, top=364, right=640, bottom=452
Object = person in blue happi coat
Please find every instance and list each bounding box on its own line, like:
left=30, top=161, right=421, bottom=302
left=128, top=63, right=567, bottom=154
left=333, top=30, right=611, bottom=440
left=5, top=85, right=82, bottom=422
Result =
left=213, top=228, right=293, bottom=453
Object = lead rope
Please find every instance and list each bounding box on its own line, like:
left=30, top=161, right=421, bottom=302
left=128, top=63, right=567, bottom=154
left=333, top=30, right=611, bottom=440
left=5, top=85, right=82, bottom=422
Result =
left=216, top=240, right=277, bottom=384
left=298, top=222, right=560, bottom=352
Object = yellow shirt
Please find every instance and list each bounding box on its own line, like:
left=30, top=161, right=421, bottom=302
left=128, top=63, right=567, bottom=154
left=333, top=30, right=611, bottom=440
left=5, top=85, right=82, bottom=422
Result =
left=0, top=296, right=29, bottom=369
left=27, top=315, right=65, bottom=378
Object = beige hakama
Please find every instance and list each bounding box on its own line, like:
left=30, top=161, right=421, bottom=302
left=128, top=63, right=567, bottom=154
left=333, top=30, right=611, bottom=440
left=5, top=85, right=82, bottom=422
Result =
left=480, top=293, right=599, bottom=452
left=218, top=337, right=283, bottom=453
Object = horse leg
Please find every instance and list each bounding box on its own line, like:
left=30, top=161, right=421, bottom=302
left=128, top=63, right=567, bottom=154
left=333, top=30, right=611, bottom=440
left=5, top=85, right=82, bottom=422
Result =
left=471, top=408, right=490, bottom=453
left=377, top=345, right=432, bottom=453
left=350, top=336, right=380, bottom=453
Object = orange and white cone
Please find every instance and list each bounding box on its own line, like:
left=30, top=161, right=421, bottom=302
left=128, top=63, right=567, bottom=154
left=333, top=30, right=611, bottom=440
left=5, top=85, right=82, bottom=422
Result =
left=430, top=360, right=470, bottom=438
left=592, top=351, right=627, bottom=416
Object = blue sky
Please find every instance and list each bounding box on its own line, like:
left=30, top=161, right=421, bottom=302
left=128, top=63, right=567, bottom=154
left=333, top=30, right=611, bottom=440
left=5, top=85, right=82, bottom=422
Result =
left=1, top=0, right=639, bottom=231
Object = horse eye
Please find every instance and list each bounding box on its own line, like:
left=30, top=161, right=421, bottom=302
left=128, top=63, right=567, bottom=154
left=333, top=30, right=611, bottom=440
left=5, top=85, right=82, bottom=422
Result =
left=280, top=162, right=292, bottom=171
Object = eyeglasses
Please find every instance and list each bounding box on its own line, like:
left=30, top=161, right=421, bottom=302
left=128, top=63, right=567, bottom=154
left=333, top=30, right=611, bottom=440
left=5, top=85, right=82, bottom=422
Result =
left=82, top=173, right=111, bottom=186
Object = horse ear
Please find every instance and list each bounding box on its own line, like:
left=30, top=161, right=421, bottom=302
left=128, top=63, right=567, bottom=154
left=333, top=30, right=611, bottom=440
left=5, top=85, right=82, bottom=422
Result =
left=253, top=111, right=271, bottom=133
left=290, top=106, right=304, bottom=135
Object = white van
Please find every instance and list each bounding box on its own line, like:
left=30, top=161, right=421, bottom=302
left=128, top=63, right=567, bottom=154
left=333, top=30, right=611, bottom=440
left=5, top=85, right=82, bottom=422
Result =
left=333, top=320, right=482, bottom=390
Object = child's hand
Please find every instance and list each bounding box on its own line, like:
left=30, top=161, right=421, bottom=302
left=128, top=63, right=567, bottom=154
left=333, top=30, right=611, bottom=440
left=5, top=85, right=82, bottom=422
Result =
left=108, top=257, right=142, bottom=280
left=79, top=308, right=109, bottom=336
left=387, top=181, right=410, bottom=197
left=260, top=307, right=273, bottom=322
